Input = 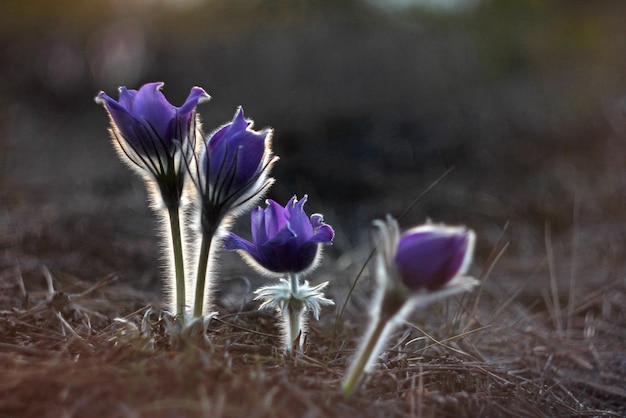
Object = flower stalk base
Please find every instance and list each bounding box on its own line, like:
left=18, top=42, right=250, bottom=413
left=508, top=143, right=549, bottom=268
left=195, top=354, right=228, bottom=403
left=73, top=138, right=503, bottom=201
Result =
left=341, top=310, right=395, bottom=396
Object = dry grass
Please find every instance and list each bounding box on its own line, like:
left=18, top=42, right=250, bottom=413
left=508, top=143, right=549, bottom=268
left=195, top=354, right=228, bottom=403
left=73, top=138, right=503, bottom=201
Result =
left=1, top=219, right=624, bottom=418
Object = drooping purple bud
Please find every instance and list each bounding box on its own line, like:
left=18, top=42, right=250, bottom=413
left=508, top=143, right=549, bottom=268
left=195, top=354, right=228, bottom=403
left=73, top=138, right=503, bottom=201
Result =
left=341, top=217, right=478, bottom=396
left=394, top=225, right=474, bottom=291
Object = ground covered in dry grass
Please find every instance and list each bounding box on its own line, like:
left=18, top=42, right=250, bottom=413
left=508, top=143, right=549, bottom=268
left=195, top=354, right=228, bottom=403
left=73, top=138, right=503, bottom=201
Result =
left=1, top=204, right=624, bottom=418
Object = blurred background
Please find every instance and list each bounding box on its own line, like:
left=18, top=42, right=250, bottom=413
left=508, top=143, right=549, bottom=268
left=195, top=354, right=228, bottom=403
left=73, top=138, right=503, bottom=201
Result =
left=1, top=0, right=625, bottom=300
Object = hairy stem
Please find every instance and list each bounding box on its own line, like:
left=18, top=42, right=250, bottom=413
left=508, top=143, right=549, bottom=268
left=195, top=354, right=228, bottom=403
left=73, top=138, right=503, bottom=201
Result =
left=167, top=205, right=186, bottom=323
left=341, top=312, right=394, bottom=396
left=286, top=272, right=302, bottom=351
left=193, top=229, right=215, bottom=318
left=285, top=297, right=304, bottom=352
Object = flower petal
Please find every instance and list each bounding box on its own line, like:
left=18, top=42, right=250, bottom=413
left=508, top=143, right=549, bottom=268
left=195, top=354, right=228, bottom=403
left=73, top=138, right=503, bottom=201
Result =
left=179, top=86, right=210, bottom=116
left=310, top=223, right=334, bottom=244
left=285, top=195, right=314, bottom=242
left=131, top=82, right=175, bottom=140
left=310, top=213, right=323, bottom=228
left=223, top=232, right=257, bottom=255
left=264, top=199, right=288, bottom=238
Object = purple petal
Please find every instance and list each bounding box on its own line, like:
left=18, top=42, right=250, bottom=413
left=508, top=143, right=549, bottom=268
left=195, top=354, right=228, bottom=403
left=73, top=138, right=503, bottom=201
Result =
left=223, top=232, right=258, bottom=256
left=310, top=213, right=323, bottom=228
left=207, top=123, right=231, bottom=154
left=96, top=90, right=143, bottom=147
left=231, top=107, right=251, bottom=131
left=179, top=86, right=210, bottom=115
left=265, top=226, right=296, bottom=246
left=205, top=107, right=268, bottom=194
left=207, top=108, right=249, bottom=153
left=310, top=224, right=334, bottom=244
left=394, top=228, right=471, bottom=291
left=131, top=82, right=175, bottom=139
left=118, top=86, right=137, bottom=109
left=264, top=199, right=288, bottom=237
left=285, top=195, right=314, bottom=242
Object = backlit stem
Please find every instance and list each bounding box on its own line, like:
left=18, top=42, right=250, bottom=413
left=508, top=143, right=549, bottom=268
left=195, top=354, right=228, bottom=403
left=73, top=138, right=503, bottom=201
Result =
left=341, top=311, right=395, bottom=396
left=167, top=205, right=186, bottom=323
left=193, top=228, right=215, bottom=318
left=286, top=272, right=302, bottom=352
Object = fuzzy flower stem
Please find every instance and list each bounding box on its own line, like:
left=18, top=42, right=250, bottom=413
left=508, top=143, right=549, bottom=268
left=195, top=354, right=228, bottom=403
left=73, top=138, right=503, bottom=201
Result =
left=285, top=272, right=302, bottom=350
left=166, top=205, right=186, bottom=323
left=286, top=300, right=302, bottom=351
left=193, top=225, right=216, bottom=318
left=341, top=309, right=395, bottom=397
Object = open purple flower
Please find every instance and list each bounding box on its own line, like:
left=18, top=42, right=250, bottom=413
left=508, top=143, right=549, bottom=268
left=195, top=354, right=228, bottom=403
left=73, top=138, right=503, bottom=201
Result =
left=96, top=82, right=209, bottom=208
left=342, top=216, right=479, bottom=396
left=224, top=195, right=334, bottom=275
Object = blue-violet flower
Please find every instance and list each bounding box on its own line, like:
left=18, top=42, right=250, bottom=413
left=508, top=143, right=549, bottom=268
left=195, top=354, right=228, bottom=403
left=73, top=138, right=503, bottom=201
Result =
left=192, top=107, right=277, bottom=233
left=96, top=82, right=209, bottom=209
left=223, top=195, right=334, bottom=275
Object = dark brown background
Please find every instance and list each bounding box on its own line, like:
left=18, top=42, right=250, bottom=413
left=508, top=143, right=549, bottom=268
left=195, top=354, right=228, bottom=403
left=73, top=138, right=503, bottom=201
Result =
left=2, top=0, right=625, bottom=303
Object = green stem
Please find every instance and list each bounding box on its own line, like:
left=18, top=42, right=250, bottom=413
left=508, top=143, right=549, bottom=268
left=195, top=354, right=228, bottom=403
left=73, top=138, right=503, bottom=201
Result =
left=193, top=230, right=214, bottom=318
left=341, top=312, right=392, bottom=397
left=167, top=205, right=186, bottom=323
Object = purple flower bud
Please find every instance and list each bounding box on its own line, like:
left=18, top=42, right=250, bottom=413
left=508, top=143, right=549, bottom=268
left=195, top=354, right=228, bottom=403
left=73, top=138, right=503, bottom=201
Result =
left=194, top=107, right=277, bottom=232
left=341, top=218, right=478, bottom=396
left=374, top=217, right=475, bottom=296
left=224, top=195, right=334, bottom=274
left=395, top=224, right=474, bottom=291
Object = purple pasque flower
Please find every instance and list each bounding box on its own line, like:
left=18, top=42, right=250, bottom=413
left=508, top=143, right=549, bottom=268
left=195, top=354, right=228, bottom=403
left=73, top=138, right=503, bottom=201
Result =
left=192, top=107, right=277, bottom=233
left=96, top=82, right=209, bottom=208
left=341, top=217, right=478, bottom=395
left=224, top=195, right=334, bottom=275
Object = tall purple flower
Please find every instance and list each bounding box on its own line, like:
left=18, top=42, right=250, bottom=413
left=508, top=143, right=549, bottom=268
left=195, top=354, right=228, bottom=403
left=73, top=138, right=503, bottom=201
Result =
left=96, top=82, right=209, bottom=209
left=342, top=216, right=479, bottom=396
left=96, top=82, right=209, bottom=321
left=224, top=195, right=335, bottom=275
left=189, top=107, right=278, bottom=318
left=224, top=195, right=335, bottom=352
